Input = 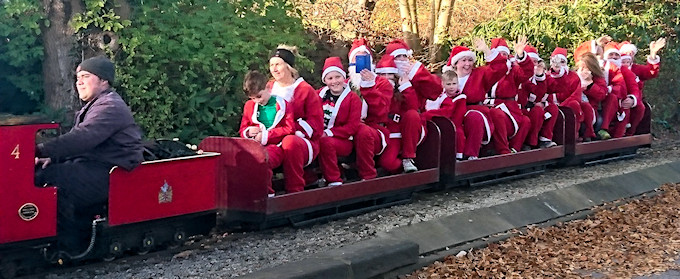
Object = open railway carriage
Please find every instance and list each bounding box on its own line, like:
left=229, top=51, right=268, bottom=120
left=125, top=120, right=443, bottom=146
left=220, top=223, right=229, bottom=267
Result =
left=432, top=112, right=567, bottom=188
left=561, top=102, right=653, bottom=166
left=0, top=124, right=219, bottom=277
left=200, top=121, right=441, bottom=229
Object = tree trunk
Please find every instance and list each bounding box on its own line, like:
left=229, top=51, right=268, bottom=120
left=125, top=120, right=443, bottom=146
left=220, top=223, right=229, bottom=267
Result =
left=429, top=0, right=455, bottom=64
left=41, top=0, right=82, bottom=120
left=407, top=0, right=420, bottom=52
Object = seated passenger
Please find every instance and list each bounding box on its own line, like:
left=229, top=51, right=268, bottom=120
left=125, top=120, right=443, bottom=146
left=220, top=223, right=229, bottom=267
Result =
left=316, top=57, right=363, bottom=186
left=34, top=56, right=144, bottom=254
left=375, top=55, right=424, bottom=173
left=576, top=52, right=607, bottom=141
left=269, top=45, right=324, bottom=194
left=240, top=71, right=295, bottom=195
left=422, top=71, right=467, bottom=160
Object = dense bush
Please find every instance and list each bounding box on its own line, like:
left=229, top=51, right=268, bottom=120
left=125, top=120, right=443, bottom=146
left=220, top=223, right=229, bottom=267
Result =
left=113, top=0, right=313, bottom=143
left=0, top=0, right=43, bottom=114
left=456, top=0, right=679, bottom=124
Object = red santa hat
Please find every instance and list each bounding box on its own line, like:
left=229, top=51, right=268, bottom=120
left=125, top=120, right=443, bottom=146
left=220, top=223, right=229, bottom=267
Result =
left=442, top=46, right=476, bottom=72
left=375, top=55, right=399, bottom=74
left=490, top=38, right=510, bottom=55
left=349, top=38, right=374, bottom=63
left=385, top=39, right=413, bottom=57
left=525, top=44, right=541, bottom=61
left=573, top=40, right=598, bottom=63
left=551, top=47, right=568, bottom=62
left=618, top=41, right=637, bottom=59
left=603, top=42, right=620, bottom=59
left=321, top=56, right=346, bottom=80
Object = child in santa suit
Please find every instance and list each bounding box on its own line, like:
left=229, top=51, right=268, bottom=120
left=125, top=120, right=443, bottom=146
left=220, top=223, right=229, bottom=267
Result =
left=598, top=42, right=641, bottom=139
left=482, top=37, right=533, bottom=153
left=349, top=38, right=390, bottom=180
left=375, top=55, right=424, bottom=173
left=619, top=39, right=664, bottom=136
left=422, top=71, right=467, bottom=159
left=545, top=47, right=591, bottom=140
left=240, top=71, right=295, bottom=196
left=316, top=57, right=364, bottom=187
left=385, top=39, right=443, bottom=104
left=575, top=52, right=608, bottom=140
left=442, top=38, right=509, bottom=158
left=269, top=46, right=324, bottom=193
left=517, top=45, right=560, bottom=149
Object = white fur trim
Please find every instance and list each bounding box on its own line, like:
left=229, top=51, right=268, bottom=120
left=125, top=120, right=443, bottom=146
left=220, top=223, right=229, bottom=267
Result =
left=376, top=129, right=387, bottom=155
left=295, top=131, right=305, bottom=138
left=627, top=94, right=638, bottom=108
left=349, top=45, right=370, bottom=62
left=442, top=65, right=454, bottom=73
left=361, top=99, right=368, bottom=120
left=451, top=93, right=466, bottom=103
left=398, top=81, right=412, bottom=92
left=617, top=111, right=626, bottom=122
left=494, top=46, right=510, bottom=55
left=619, top=43, right=637, bottom=56
left=621, top=55, right=632, bottom=62
left=545, top=111, right=552, bottom=120
left=389, top=48, right=413, bottom=57
left=607, top=85, right=612, bottom=93
left=528, top=93, right=537, bottom=102
left=242, top=126, right=255, bottom=138
left=389, top=133, right=402, bottom=138
left=322, top=66, right=346, bottom=81
left=408, top=61, right=422, bottom=80
left=456, top=153, right=463, bottom=159
left=297, top=118, right=314, bottom=138
left=319, top=86, right=351, bottom=129
left=271, top=77, right=305, bottom=102
left=590, top=40, right=598, bottom=54
left=360, top=79, right=376, bottom=88
left=603, top=49, right=620, bottom=59
left=515, top=51, right=528, bottom=62
left=552, top=54, right=567, bottom=63
left=648, top=55, right=660, bottom=64
left=485, top=49, right=500, bottom=62
left=260, top=127, right=269, bottom=145
left=425, top=92, right=447, bottom=111
left=527, top=52, right=541, bottom=61
left=534, top=73, right=546, bottom=82
left=376, top=67, right=398, bottom=74
left=324, top=129, right=333, bottom=137
left=300, top=137, right=314, bottom=166
left=450, top=50, right=476, bottom=66
left=496, top=103, right=519, bottom=138
left=465, top=109, right=491, bottom=145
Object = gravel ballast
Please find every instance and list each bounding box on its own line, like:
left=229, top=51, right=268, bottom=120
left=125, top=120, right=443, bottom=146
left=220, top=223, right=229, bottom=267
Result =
left=42, top=138, right=680, bottom=279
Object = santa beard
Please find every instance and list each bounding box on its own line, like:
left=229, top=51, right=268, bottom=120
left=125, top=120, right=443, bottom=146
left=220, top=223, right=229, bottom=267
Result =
left=348, top=66, right=362, bottom=90
left=607, top=58, right=622, bottom=68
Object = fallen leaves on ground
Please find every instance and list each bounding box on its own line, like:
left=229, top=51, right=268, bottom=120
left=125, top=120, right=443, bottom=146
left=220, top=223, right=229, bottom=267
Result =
left=406, top=184, right=680, bottom=279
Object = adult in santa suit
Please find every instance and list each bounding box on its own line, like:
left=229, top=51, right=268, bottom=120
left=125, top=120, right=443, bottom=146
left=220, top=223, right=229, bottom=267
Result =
left=375, top=55, right=424, bottom=173
left=385, top=39, right=443, bottom=104
left=442, top=38, right=508, bottom=158
left=422, top=70, right=467, bottom=159
left=575, top=52, right=607, bottom=140
left=574, top=35, right=613, bottom=64
left=619, top=39, right=665, bottom=136
left=240, top=71, right=295, bottom=195
left=269, top=45, right=324, bottom=194
left=316, top=57, right=364, bottom=187
left=517, top=45, right=560, bottom=149
left=545, top=47, right=589, bottom=140
left=349, top=38, right=389, bottom=180
left=598, top=42, right=641, bottom=139
left=482, top=37, right=533, bottom=152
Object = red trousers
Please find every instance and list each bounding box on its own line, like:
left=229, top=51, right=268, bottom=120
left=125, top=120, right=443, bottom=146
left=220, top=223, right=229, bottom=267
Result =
left=380, top=110, right=423, bottom=173
left=625, top=103, right=646, bottom=136
left=524, top=103, right=559, bottom=146
left=267, top=135, right=319, bottom=194
left=580, top=101, right=596, bottom=139
left=611, top=107, right=631, bottom=138
left=354, top=123, right=382, bottom=180
left=318, top=137, right=352, bottom=184
left=463, top=106, right=494, bottom=158
left=600, top=94, right=618, bottom=131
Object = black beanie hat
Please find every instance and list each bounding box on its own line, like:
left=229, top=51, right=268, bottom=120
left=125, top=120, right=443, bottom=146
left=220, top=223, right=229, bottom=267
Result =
left=77, top=56, right=115, bottom=84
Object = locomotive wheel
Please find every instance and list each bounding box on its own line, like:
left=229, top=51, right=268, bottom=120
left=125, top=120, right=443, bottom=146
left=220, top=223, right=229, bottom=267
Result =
left=1, top=260, right=17, bottom=279
left=168, top=231, right=186, bottom=249
left=137, top=236, right=155, bottom=255
left=104, top=241, right=123, bottom=261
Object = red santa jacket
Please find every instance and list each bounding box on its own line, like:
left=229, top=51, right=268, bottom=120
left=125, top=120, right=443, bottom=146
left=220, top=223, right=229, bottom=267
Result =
left=422, top=91, right=467, bottom=130
left=270, top=78, right=324, bottom=142
left=484, top=54, right=534, bottom=118
left=317, top=85, right=362, bottom=140
left=360, top=75, right=392, bottom=126
left=603, top=62, right=628, bottom=102
left=517, top=74, right=547, bottom=109
left=405, top=61, right=444, bottom=102
left=460, top=54, right=509, bottom=104
left=630, top=56, right=661, bottom=91
left=546, top=71, right=582, bottom=105
left=239, top=95, right=294, bottom=145
left=582, top=76, right=608, bottom=110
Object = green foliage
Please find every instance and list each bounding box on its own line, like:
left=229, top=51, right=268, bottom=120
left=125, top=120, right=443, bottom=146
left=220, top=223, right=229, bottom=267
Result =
left=457, top=0, right=680, bottom=123
left=71, top=0, right=131, bottom=33
left=0, top=0, right=44, bottom=113
left=115, top=0, right=313, bottom=143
